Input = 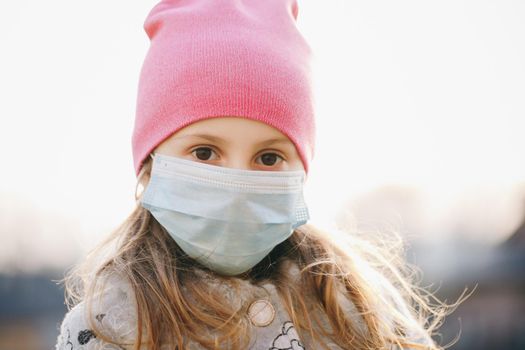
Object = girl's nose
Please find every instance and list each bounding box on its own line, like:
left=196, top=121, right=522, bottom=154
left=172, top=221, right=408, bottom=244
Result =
left=223, top=157, right=252, bottom=171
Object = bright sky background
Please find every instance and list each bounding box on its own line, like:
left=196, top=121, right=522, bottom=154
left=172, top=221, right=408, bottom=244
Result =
left=0, top=0, right=524, bottom=273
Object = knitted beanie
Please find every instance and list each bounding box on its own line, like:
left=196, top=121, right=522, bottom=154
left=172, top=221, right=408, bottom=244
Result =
left=131, top=0, right=316, bottom=177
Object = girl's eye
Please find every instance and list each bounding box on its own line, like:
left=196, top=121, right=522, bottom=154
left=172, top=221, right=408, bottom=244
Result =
left=257, top=152, right=284, bottom=166
left=191, top=147, right=218, bottom=161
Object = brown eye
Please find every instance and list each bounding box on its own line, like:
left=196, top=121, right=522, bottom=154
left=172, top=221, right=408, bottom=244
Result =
left=257, top=153, right=283, bottom=166
left=192, top=147, right=217, bottom=161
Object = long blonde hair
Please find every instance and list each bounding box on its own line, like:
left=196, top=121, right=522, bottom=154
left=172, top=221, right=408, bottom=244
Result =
left=59, top=156, right=467, bottom=349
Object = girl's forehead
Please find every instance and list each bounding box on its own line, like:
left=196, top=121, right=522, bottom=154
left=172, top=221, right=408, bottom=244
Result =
left=173, top=117, right=291, bottom=141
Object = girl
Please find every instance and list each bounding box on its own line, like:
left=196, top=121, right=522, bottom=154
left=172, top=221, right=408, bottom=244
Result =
left=55, top=0, right=459, bottom=349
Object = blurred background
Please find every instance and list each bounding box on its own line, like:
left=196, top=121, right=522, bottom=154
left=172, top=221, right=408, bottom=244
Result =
left=0, top=0, right=524, bottom=349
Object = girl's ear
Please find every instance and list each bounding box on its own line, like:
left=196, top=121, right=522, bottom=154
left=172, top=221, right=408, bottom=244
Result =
left=135, top=178, right=144, bottom=202
left=135, top=155, right=154, bottom=201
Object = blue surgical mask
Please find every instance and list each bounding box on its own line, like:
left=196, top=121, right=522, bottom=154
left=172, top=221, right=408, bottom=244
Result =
left=140, top=153, right=310, bottom=276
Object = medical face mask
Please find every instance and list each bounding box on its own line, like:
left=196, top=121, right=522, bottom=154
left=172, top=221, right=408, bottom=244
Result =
left=140, top=153, right=310, bottom=276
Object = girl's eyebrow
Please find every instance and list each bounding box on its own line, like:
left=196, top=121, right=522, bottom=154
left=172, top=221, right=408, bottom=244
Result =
left=175, top=134, right=292, bottom=147
left=174, top=134, right=226, bottom=144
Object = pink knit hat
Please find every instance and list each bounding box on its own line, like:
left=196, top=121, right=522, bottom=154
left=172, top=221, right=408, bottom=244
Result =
left=131, top=0, right=316, bottom=177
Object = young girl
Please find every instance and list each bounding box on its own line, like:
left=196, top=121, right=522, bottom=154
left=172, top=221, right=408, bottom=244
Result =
left=55, top=0, right=458, bottom=349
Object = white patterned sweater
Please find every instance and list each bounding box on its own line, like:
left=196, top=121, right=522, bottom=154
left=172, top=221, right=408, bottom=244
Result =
left=55, top=259, right=435, bottom=349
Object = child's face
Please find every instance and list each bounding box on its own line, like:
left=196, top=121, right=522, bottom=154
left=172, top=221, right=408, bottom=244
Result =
left=153, top=117, right=305, bottom=172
